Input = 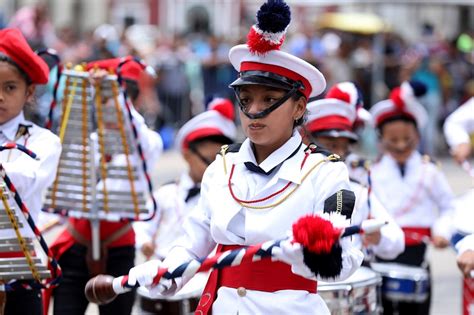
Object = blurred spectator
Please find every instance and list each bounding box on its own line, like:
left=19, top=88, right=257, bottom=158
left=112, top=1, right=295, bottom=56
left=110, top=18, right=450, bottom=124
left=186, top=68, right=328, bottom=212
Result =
left=321, top=32, right=355, bottom=88
left=8, top=1, right=57, bottom=50
left=152, top=35, right=192, bottom=129
left=197, top=36, right=236, bottom=101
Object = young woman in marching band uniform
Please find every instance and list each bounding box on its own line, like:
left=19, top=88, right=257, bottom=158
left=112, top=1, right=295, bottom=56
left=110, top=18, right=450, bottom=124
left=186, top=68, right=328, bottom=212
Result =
left=0, top=28, right=62, bottom=315
left=369, top=81, right=455, bottom=314
left=125, top=1, right=363, bottom=314
left=49, top=57, right=163, bottom=315
left=303, top=82, right=404, bottom=262
left=134, top=97, right=236, bottom=261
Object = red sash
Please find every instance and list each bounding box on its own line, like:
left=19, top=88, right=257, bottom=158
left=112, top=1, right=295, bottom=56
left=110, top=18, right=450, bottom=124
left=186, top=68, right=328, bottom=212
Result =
left=402, top=227, right=431, bottom=246
left=195, top=244, right=317, bottom=315
left=463, top=277, right=474, bottom=315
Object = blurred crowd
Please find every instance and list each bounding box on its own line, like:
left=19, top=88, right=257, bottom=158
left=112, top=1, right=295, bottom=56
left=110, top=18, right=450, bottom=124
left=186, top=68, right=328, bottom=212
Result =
left=3, top=2, right=474, bottom=154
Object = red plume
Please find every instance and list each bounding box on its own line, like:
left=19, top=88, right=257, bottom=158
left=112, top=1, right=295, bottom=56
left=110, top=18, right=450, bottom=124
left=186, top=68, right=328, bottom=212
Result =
left=209, top=98, right=235, bottom=121
left=389, top=87, right=405, bottom=111
left=292, top=215, right=341, bottom=254
left=325, top=86, right=351, bottom=103
left=247, top=26, right=284, bottom=55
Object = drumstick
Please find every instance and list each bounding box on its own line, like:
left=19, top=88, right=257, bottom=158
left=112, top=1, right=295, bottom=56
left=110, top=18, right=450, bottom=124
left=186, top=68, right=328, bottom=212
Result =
left=85, top=217, right=387, bottom=305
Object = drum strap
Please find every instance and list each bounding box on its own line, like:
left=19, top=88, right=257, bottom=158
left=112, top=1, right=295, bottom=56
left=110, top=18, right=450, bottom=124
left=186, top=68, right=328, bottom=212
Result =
left=66, top=222, right=132, bottom=275
left=66, top=221, right=132, bottom=247
left=402, top=227, right=431, bottom=246
left=196, top=244, right=317, bottom=315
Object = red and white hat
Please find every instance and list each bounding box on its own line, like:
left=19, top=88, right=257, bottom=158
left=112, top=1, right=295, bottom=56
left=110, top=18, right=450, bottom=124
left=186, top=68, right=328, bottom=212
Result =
left=370, top=81, right=428, bottom=129
left=305, top=82, right=364, bottom=141
left=0, top=28, right=49, bottom=84
left=228, top=0, right=325, bottom=99
left=175, top=98, right=237, bottom=151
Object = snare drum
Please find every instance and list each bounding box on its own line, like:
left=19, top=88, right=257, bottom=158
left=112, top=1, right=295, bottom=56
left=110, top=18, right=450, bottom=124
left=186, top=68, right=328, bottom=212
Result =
left=318, top=267, right=381, bottom=314
left=371, top=262, right=429, bottom=303
left=139, top=273, right=208, bottom=315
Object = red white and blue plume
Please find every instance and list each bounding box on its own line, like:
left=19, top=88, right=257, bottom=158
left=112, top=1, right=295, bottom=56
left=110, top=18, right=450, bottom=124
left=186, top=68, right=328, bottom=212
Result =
left=228, top=0, right=326, bottom=98
left=247, top=0, right=291, bottom=55
left=370, top=80, right=428, bottom=129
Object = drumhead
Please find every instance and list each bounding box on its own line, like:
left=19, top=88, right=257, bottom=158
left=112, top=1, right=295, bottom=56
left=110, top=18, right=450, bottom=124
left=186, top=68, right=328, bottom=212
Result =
left=138, top=272, right=209, bottom=301
left=371, top=262, right=428, bottom=280
left=318, top=267, right=381, bottom=292
left=452, top=189, right=474, bottom=235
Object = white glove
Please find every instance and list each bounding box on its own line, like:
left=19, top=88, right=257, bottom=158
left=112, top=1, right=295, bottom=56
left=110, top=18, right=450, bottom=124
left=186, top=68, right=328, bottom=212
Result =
left=127, top=259, right=172, bottom=297
left=271, top=239, right=315, bottom=279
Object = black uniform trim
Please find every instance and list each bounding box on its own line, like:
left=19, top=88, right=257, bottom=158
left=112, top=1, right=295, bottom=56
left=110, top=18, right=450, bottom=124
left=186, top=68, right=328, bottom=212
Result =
left=323, top=189, right=356, bottom=219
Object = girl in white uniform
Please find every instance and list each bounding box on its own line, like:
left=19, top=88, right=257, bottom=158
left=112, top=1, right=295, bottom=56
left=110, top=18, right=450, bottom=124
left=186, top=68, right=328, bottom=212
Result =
left=0, top=28, right=61, bottom=315
left=370, top=80, right=455, bottom=314
left=126, top=1, right=363, bottom=314
left=304, top=82, right=404, bottom=261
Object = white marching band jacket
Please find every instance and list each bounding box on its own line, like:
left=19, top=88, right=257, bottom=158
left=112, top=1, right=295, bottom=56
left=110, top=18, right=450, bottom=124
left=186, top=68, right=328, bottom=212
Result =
left=160, top=131, right=363, bottom=315
left=0, top=111, right=61, bottom=238
left=370, top=152, right=455, bottom=240
left=444, top=97, right=474, bottom=148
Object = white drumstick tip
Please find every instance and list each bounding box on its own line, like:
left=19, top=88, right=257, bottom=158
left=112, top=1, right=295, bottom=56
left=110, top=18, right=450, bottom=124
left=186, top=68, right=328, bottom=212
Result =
left=361, top=219, right=388, bottom=234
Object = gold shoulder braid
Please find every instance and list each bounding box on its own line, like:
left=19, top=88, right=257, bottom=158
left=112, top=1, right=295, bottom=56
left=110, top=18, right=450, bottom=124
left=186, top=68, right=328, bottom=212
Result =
left=220, top=144, right=229, bottom=175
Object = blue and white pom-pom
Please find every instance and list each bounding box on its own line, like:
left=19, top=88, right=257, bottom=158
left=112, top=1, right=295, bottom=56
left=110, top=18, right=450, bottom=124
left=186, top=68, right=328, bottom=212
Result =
left=247, top=0, right=291, bottom=55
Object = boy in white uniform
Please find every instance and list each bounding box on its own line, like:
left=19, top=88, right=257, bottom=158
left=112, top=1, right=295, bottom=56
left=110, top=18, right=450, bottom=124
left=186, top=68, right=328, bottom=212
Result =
left=304, top=82, right=404, bottom=261
left=0, top=28, right=62, bottom=315
left=134, top=97, right=236, bottom=260
left=370, top=80, right=455, bottom=314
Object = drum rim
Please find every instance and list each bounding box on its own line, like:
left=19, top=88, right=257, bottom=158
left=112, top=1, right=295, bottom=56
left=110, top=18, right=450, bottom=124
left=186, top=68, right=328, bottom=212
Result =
left=317, top=267, right=382, bottom=291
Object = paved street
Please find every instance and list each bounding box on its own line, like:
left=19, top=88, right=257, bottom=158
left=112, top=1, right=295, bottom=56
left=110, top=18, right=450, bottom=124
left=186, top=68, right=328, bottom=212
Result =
left=50, top=150, right=471, bottom=314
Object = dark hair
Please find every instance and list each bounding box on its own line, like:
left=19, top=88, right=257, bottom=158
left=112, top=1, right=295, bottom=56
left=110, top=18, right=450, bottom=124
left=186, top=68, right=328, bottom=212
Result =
left=124, top=79, right=140, bottom=102
left=292, top=91, right=307, bottom=127
left=378, top=115, right=418, bottom=135
left=188, top=135, right=233, bottom=150
left=0, top=53, right=33, bottom=85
